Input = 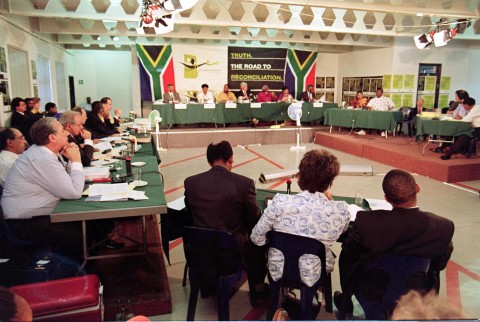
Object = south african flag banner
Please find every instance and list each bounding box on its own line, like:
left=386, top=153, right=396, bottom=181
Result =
left=136, top=44, right=176, bottom=101
left=284, top=49, right=318, bottom=100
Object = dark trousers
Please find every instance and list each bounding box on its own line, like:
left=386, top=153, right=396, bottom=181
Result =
left=5, top=216, right=113, bottom=259
left=242, top=239, right=268, bottom=286
left=450, top=127, right=480, bottom=154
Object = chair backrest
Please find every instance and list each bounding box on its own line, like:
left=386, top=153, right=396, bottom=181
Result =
left=399, top=107, right=416, bottom=121
left=355, top=254, right=431, bottom=319
left=183, top=226, right=241, bottom=282
left=267, top=230, right=327, bottom=288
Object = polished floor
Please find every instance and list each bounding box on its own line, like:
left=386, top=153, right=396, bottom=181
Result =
left=149, top=142, right=480, bottom=320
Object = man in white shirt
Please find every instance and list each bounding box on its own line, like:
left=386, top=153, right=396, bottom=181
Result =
left=197, top=83, right=214, bottom=103
left=366, top=88, right=395, bottom=111
left=441, top=97, right=480, bottom=160
left=1, top=117, right=118, bottom=258
left=0, top=128, right=27, bottom=187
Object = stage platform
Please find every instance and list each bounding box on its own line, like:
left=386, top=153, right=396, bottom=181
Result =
left=155, top=125, right=320, bottom=148
left=314, top=129, right=480, bottom=183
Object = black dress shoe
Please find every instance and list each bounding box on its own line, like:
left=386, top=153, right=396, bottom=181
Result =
left=249, top=283, right=270, bottom=307
left=103, top=239, right=125, bottom=249
left=440, top=153, right=451, bottom=160
left=334, top=291, right=353, bottom=320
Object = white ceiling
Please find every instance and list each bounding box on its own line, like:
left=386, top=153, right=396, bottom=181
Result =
left=2, top=0, right=480, bottom=52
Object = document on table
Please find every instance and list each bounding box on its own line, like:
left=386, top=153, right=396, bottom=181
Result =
left=365, top=198, right=393, bottom=211
left=85, top=182, right=149, bottom=201
left=167, top=196, right=185, bottom=210
left=93, top=141, right=113, bottom=153
left=100, top=137, right=122, bottom=142
left=347, top=204, right=364, bottom=222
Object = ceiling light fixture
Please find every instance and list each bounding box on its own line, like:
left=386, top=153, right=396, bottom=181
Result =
left=413, top=19, right=471, bottom=49
left=112, top=36, right=120, bottom=41
left=136, top=0, right=199, bottom=35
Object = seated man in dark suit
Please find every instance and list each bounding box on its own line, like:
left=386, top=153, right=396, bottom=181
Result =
left=9, top=97, right=27, bottom=133
left=59, top=111, right=94, bottom=167
left=86, top=101, right=120, bottom=139
left=300, top=84, right=315, bottom=102
left=335, top=169, right=454, bottom=319
left=184, top=140, right=268, bottom=306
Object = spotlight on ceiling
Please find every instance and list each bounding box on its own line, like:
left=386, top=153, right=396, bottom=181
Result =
left=137, top=0, right=199, bottom=35
left=414, top=32, right=434, bottom=49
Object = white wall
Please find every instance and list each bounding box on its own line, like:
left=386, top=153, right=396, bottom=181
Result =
left=392, top=37, right=471, bottom=100
left=67, top=49, right=134, bottom=117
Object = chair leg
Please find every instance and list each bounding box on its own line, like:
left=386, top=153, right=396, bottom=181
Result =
left=186, top=272, right=200, bottom=321
left=300, top=287, right=316, bottom=320
left=217, top=278, right=230, bottom=321
left=265, top=282, right=282, bottom=320
left=182, top=263, right=189, bottom=287
left=324, top=273, right=333, bottom=313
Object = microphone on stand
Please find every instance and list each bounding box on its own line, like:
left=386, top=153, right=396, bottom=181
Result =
left=286, top=179, right=291, bottom=194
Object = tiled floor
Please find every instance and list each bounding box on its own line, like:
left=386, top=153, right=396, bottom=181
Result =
left=150, top=143, right=480, bottom=320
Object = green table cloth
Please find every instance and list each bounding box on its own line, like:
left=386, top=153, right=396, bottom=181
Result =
left=325, top=109, right=403, bottom=131
left=415, top=116, right=474, bottom=138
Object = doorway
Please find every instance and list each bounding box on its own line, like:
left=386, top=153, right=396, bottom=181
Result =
left=69, top=76, right=76, bottom=108
left=417, top=63, right=442, bottom=108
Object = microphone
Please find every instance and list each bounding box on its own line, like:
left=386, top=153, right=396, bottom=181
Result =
left=286, top=179, right=291, bottom=194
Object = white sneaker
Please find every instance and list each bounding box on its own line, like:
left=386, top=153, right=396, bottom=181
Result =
left=381, top=131, right=386, bottom=137
left=356, top=130, right=366, bottom=136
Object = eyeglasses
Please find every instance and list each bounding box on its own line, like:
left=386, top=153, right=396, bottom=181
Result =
left=12, top=136, right=25, bottom=141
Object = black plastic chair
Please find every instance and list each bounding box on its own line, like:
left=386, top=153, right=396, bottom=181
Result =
left=354, top=254, right=431, bottom=320
left=467, top=136, right=478, bottom=159
left=265, top=231, right=332, bottom=320
left=396, top=107, right=416, bottom=137
left=183, top=226, right=245, bottom=321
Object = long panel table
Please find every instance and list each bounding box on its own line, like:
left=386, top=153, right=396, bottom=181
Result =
left=152, top=102, right=338, bottom=126
left=324, top=109, right=403, bottom=135
left=414, top=114, right=474, bottom=155
left=51, top=140, right=167, bottom=270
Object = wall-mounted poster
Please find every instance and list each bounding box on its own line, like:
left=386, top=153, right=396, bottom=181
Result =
left=326, top=77, right=335, bottom=88
left=0, top=47, right=6, bottom=73
left=316, top=77, right=325, bottom=88
left=31, top=60, right=37, bottom=80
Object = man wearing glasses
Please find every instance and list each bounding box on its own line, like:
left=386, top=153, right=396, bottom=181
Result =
left=0, top=128, right=27, bottom=187
left=59, top=111, right=94, bottom=167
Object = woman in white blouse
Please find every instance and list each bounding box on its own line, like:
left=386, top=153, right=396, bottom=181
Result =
left=250, top=149, right=351, bottom=287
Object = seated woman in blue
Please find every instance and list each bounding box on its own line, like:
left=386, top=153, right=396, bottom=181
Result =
left=250, top=149, right=350, bottom=287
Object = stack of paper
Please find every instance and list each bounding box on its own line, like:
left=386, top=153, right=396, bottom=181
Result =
left=84, top=167, right=110, bottom=181
left=85, top=183, right=149, bottom=201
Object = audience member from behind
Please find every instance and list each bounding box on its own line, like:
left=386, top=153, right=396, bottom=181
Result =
left=10, top=97, right=27, bottom=131
left=45, top=102, right=60, bottom=119
left=335, top=169, right=454, bottom=319
left=251, top=150, right=350, bottom=287
left=0, top=128, right=27, bottom=187
left=441, top=97, right=480, bottom=160
left=1, top=118, right=119, bottom=258
left=0, top=286, right=33, bottom=322
left=366, top=87, right=395, bottom=111
left=60, top=111, right=94, bottom=167
left=391, top=290, right=469, bottom=320
left=184, top=140, right=267, bottom=306
left=350, top=91, right=368, bottom=109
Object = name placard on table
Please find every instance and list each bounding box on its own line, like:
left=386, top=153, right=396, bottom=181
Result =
left=204, top=103, right=216, bottom=109
left=174, top=103, right=187, bottom=110
left=313, top=102, right=323, bottom=108
left=225, top=102, right=237, bottom=109
left=250, top=102, right=261, bottom=109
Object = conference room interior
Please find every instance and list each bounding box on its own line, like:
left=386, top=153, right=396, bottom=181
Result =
left=1, top=0, right=480, bottom=321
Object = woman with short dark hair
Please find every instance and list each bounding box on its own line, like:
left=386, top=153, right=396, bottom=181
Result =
left=250, top=149, right=351, bottom=287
